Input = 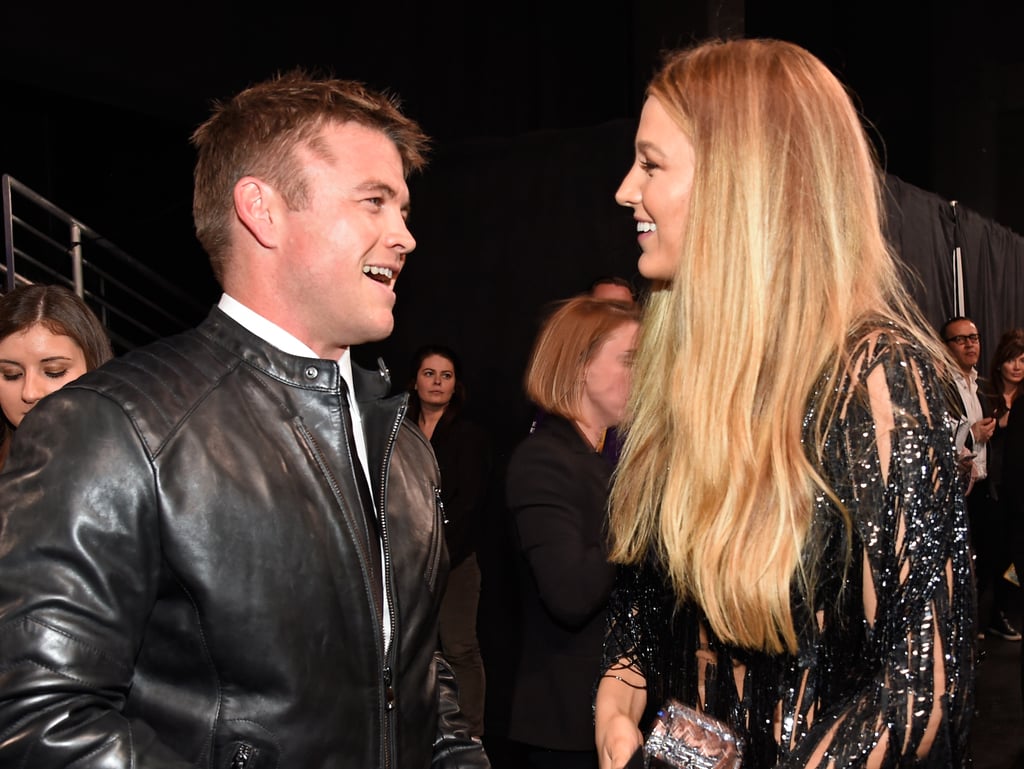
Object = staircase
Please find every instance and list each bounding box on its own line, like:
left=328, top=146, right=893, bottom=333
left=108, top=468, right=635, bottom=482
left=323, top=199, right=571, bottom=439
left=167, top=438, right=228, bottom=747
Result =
left=2, top=174, right=206, bottom=353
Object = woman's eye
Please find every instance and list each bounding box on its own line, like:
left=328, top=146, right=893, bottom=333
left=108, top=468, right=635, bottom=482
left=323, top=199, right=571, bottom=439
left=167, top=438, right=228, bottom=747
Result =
left=2, top=373, right=22, bottom=382
left=442, top=373, right=452, bottom=380
left=639, top=159, right=659, bottom=173
left=45, top=369, right=69, bottom=379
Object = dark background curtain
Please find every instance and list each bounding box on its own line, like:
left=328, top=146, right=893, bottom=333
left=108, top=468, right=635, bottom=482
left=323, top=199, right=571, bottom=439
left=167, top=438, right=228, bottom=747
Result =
left=885, top=175, right=1024, bottom=381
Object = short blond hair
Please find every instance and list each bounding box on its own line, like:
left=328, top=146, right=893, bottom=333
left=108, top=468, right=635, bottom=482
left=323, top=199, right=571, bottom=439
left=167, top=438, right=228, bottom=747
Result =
left=191, top=69, right=430, bottom=285
left=525, top=296, right=639, bottom=422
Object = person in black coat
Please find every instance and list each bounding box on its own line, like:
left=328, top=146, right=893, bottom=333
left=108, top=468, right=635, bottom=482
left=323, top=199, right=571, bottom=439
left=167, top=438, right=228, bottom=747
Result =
left=503, top=296, right=640, bottom=769
left=985, top=329, right=1024, bottom=710
left=407, top=344, right=493, bottom=738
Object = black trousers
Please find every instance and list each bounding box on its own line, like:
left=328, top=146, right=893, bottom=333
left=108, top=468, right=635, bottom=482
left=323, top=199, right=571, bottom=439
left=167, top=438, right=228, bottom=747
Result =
left=968, top=478, right=1016, bottom=624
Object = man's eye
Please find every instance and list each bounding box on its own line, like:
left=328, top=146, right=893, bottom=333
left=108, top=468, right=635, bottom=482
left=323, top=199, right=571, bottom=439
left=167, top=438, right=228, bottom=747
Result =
left=365, top=197, right=384, bottom=207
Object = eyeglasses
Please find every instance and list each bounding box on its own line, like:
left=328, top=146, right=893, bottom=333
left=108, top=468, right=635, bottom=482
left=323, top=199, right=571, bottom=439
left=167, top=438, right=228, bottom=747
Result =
left=945, top=334, right=980, bottom=346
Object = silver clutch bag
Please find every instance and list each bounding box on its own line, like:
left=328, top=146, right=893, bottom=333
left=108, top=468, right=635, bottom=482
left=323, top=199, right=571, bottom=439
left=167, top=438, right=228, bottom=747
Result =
left=626, top=699, right=743, bottom=769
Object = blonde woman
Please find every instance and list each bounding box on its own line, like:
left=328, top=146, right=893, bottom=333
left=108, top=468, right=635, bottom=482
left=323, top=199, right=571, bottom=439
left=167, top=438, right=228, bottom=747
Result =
left=594, top=39, right=974, bottom=769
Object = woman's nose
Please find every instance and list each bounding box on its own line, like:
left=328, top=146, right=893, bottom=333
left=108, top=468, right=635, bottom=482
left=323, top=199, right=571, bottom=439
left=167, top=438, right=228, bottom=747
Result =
left=615, top=167, right=641, bottom=208
left=20, top=371, right=46, bottom=404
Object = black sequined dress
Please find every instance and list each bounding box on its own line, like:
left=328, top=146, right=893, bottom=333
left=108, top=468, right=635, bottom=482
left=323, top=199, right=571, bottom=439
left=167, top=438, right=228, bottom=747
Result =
left=603, top=330, right=976, bottom=768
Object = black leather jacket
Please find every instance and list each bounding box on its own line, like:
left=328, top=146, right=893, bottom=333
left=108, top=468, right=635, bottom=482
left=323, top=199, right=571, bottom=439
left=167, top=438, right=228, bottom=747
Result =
left=0, top=309, right=490, bottom=769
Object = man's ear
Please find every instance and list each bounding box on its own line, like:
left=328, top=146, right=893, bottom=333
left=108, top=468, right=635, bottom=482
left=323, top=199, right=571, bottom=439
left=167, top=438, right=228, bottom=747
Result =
left=233, top=177, right=279, bottom=248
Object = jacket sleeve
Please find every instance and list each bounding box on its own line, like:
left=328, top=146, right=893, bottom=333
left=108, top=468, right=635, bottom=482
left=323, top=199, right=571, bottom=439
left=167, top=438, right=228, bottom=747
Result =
left=0, top=391, right=189, bottom=768
left=438, top=421, right=493, bottom=565
left=431, top=652, right=491, bottom=768
left=506, top=438, right=617, bottom=628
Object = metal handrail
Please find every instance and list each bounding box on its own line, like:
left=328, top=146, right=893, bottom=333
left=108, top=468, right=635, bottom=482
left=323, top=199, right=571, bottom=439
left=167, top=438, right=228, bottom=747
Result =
left=2, top=174, right=206, bottom=350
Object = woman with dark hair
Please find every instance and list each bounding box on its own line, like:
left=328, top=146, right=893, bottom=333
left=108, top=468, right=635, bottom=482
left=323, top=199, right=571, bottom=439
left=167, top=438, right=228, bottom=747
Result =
left=407, top=343, right=492, bottom=739
left=0, top=284, right=113, bottom=471
left=985, top=329, right=1024, bottom=711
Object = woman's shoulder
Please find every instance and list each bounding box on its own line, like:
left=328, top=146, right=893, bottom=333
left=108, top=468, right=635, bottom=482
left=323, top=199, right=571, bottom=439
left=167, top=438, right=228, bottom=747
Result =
left=846, top=321, right=942, bottom=382
left=508, top=417, right=592, bottom=469
left=510, top=419, right=566, bottom=456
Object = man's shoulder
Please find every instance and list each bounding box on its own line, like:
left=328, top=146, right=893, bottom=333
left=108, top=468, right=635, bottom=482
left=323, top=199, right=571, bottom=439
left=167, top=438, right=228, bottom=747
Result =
left=65, top=325, right=239, bottom=449
left=81, top=326, right=231, bottom=395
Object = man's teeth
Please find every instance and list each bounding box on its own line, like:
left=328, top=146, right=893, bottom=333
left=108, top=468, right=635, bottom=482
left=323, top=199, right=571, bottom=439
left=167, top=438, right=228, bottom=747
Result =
left=637, top=221, right=657, bottom=233
left=363, top=265, right=394, bottom=282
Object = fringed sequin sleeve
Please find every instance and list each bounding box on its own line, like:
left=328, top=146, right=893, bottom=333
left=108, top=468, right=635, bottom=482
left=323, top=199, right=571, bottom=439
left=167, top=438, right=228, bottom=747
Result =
left=783, top=331, right=976, bottom=768
left=599, top=330, right=976, bottom=769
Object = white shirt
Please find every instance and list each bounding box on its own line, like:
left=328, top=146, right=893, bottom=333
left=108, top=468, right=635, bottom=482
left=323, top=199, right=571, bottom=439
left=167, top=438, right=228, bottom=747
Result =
left=218, top=293, right=391, bottom=647
left=951, top=366, right=987, bottom=479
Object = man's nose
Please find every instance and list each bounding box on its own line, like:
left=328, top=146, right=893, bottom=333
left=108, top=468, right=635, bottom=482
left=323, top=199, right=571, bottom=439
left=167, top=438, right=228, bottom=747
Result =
left=390, top=216, right=416, bottom=256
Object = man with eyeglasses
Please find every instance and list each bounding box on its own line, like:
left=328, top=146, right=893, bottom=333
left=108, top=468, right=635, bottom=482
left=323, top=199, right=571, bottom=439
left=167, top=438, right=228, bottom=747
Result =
left=942, top=316, right=1020, bottom=642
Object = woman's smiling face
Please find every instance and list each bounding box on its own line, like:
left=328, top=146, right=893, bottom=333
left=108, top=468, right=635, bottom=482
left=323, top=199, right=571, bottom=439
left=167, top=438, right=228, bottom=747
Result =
left=615, top=96, right=696, bottom=282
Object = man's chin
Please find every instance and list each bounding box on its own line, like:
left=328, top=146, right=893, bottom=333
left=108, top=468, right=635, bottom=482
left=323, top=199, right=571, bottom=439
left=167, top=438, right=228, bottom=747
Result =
left=364, top=317, right=395, bottom=343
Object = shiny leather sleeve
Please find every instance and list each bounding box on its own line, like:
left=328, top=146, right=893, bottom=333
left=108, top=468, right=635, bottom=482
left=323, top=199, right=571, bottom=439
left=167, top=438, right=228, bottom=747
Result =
left=431, top=652, right=492, bottom=768
left=0, top=390, right=190, bottom=768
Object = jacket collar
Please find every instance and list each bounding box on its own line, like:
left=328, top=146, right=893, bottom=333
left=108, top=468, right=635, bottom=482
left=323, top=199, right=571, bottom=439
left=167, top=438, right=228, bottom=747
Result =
left=199, top=307, right=390, bottom=401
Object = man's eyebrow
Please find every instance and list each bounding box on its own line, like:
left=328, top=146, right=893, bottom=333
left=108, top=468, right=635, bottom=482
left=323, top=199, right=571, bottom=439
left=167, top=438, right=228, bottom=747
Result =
left=355, top=180, right=397, bottom=197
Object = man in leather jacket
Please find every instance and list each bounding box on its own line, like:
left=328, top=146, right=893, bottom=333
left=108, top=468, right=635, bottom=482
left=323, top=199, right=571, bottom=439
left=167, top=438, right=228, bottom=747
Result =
left=0, top=71, right=490, bottom=769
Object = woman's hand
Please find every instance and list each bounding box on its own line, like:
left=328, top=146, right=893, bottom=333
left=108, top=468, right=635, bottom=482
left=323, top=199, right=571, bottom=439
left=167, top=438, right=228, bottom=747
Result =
left=597, top=712, right=644, bottom=769
left=595, top=665, right=647, bottom=769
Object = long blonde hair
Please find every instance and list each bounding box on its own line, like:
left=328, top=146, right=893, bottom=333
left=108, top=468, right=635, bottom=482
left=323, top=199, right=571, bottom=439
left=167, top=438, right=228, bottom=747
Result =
left=607, top=38, right=945, bottom=653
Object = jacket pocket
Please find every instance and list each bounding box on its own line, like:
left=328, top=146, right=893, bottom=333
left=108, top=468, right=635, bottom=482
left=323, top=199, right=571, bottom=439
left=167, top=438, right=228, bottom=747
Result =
left=215, top=721, right=279, bottom=769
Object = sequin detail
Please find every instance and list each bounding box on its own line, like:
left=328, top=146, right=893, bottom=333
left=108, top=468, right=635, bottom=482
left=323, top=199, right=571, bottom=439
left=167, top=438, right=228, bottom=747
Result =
left=601, top=329, right=976, bottom=768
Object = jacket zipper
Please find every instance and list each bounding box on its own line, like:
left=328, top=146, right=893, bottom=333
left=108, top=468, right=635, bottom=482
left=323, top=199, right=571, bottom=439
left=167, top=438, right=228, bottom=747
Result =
left=230, top=743, right=254, bottom=769
left=436, top=485, right=448, bottom=524
left=378, top=398, right=405, bottom=769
